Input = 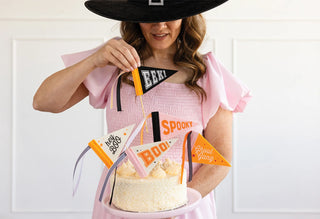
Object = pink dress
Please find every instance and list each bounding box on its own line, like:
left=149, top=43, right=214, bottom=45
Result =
left=62, top=44, right=251, bottom=219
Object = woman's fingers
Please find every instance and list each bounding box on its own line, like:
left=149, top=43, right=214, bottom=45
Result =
left=119, top=40, right=141, bottom=68
left=107, top=49, right=131, bottom=72
left=110, top=47, right=134, bottom=72
left=91, top=38, right=141, bottom=72
left=107, top=39, right=140, bottom=72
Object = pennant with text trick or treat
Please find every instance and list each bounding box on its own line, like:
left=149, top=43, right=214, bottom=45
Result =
left=190, top=132, right=231, bottom=167
left=88, top=124, right=135, bottom=168
left=126, top=138, right=178, bottom=178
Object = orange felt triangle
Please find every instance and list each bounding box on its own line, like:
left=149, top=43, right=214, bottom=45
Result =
left=191, top=134, right=231, bottom=167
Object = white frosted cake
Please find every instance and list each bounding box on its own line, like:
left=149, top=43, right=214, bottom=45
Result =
left=110, top=159, right=187, bottom=212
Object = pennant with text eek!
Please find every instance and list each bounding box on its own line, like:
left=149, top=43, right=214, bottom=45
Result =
left=126, top=138, right=178, bottom=178
left=190, top=133, right=231, bottom=167
left=132, top=66, right=178, bottom=96
left=88, top=124, right=135, bottom=168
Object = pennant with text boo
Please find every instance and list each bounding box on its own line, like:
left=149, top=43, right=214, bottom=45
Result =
left=126, top=138, right=178, bottom=178
left=190, top=132, right=231, bottom=167
left=88, top=124, right=135, bottom=168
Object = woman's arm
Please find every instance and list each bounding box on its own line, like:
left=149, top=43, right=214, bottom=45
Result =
left=33, top=57, right=93, bottom=113
left=187, top=106, right=233, bottom=197
left=33, top=38, right=140, bottom=113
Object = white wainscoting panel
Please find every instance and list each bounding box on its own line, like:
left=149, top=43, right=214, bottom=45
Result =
left=204, top=0, right=320, bottom=20
left=233, top=38, right=320, bottom=213
left=11, top=38, right=105, bottom=212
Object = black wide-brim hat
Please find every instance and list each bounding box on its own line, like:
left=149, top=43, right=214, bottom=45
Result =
left=85, top=0, right=229, bottom=23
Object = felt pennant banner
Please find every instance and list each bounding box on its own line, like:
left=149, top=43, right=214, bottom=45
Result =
left=190, top=132, right=231, bottom=167
left=126, top=138, right=178, bottom=178
left=98, top=113, right=196, bottom=201
left=110, top=67, right=177, bottom=113
left=72, top=124, right=136, bottom=196
left=88, top=124, right=135, bottom=168
left=179, top=132, right=231, bottom=184
left=132, top=67, right=177, bottom=125
left=141, top=111, right=199, bottom=145
left=132, top=66, right=178, bottom=96
left=98, top=138, right=178, bottom=202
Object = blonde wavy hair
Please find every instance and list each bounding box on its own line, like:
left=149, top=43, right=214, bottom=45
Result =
left=120, top=14, right=207, bottom=101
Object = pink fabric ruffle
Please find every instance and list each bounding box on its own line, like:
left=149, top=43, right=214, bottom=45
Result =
left=201, top=52, right=252, bottom=128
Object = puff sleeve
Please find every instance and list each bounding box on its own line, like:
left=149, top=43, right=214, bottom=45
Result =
left=201, top=52, right=252, bottom=128
left=61, top=46, right=118, bottom=109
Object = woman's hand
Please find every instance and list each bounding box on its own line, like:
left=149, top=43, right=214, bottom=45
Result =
left=90, top=38, right=141, bottom=72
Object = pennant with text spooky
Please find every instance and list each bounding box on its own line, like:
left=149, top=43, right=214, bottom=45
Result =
left=126, top=138, right=178, bottom=177
left=141, top=111, right=199, bottom=144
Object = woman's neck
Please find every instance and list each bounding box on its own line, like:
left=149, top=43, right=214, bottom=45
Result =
left=146, top=43, right=177, bottom=63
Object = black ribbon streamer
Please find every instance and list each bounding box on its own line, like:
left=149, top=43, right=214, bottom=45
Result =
left=109, top=167, right=117, bottom=205
left=187, top=131, right=193, bottom=182
left=151, top=111, right=161, bottom=142
left=99, top=152, right=127, bottom=202
left=116, top=75, right=122, bottom=112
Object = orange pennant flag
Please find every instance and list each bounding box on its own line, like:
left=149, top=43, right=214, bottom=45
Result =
left=191, top=133, right=231, bottom=167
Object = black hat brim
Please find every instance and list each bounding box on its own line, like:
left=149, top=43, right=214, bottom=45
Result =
left=85, top=0, right=229, bottom=23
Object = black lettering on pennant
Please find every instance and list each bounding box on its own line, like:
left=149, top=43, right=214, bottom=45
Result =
left=105, top=135, right=122, bottom=155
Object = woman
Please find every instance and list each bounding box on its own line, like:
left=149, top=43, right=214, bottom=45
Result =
left=33, top=0, right=251, bottom=218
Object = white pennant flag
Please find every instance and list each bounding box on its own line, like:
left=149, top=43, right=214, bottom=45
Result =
left=88, top=124, right=135, bottom=168
left=126, top=138, right=177, bottom=177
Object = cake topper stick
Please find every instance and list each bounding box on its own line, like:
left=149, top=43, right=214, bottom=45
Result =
left=180, top=131, right=191, bottom=184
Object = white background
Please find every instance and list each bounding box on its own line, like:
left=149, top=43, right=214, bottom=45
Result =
left=0, top=0, right=319, bottom=218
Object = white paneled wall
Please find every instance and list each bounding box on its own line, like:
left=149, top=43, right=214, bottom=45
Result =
left=1, top=0, right=320, bottom=219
